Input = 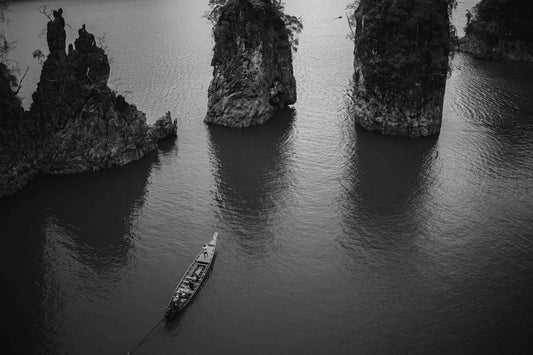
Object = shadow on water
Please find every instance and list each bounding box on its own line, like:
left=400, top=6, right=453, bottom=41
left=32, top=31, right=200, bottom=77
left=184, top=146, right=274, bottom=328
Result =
left=0, top=151, right=161, bottom=354
left=337, top=119, right=438, bottom=268
left=207, top=108, right=296, bottom=259
left=157, top=136, right=179, bottom=159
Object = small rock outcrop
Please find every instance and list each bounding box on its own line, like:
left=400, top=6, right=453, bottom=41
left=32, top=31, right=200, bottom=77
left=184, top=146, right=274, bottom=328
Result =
left=0, top=9, right=177, bottom=197
left=46, top=8, right=66, bottom=52
left=351, top=0, right=452, bottom=137
left=205, top=0, right=298, bottom=128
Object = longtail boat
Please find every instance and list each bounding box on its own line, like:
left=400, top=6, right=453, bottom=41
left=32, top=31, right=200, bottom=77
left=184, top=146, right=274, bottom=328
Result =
left=164, top=232, right=218, bottom=321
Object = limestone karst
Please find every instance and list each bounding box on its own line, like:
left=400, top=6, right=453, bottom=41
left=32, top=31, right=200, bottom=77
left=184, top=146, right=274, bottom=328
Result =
left=205, top=0, right=300, bottom=128
left=351, top=0, right=454, bottom=137
left=0, top=9, right=177, bottom=197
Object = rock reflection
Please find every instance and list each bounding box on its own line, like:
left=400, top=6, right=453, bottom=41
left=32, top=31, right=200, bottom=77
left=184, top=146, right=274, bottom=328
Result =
left=42, top=151, right=160, bottom=269
left=0, top=151, right=159, bottom=354
left=158, top=136, right=179, bottom=157
left=207, top=108, right=296, bottom=258
left=338, top=123, right=437, bottom=260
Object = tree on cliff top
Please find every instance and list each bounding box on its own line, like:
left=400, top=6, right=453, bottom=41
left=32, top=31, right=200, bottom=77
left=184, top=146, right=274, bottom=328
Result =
left=350, top=0, right=456, bottom=96
left=464, top=0, right=533, bottom=45
left=206, top=0, right=302, bottom=51
left=1, top=3, right=25, bottom=101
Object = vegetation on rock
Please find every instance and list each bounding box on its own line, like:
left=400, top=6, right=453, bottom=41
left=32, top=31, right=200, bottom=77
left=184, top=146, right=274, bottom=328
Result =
left=351, top=0, right=456, bottom=95
left=465, top=0, right=533, bottom=46
left=207, top=0, right=302, bottom=51
left=460, top=0, right=533, bottom=61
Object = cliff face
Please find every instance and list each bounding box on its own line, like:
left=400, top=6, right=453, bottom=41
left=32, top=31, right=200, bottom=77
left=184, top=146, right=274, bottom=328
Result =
left=205, top=0, right=297, bottom=128
left=0, top=9, right=177, bottom=197
left=351, top=0, right=451, bottom=137
left=351, top=78, right=445, bottom=137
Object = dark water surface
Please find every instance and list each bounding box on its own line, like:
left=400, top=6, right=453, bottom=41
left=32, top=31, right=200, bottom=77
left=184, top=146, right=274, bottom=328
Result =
left=2, top=0, right=533, bottom=354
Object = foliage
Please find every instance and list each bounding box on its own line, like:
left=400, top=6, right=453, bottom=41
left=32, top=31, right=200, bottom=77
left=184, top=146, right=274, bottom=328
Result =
left=32, top=49, right=45, bottom=66
left=207, top=0, right=302, bottom=51
left=0, top=2, right=20, bottom=99
left=351, top=0, right=456, bottom=96
left=464, top=0, right=533, bottom=45
left=1, top=5, right=22, bottom=113
left=0, top=62, right=19, bottom=99
left=36, top=4, right=53, bottom=20
left=0, top=2, right=15, bottom=63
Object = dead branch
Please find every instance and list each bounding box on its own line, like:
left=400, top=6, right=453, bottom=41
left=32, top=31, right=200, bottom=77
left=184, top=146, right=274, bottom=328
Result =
left=36, top=5, right=53, bottom=20
left=14, top=65, right=29, bottom=95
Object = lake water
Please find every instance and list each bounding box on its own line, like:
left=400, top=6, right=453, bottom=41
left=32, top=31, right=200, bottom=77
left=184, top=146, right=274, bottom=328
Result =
left=2, top=0, right=533, bottom=354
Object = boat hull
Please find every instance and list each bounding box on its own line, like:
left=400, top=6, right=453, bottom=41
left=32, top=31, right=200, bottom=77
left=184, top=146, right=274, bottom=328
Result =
left=164, top=257, right=215, bottom=321
left=164, top=233, right=218, bottom=321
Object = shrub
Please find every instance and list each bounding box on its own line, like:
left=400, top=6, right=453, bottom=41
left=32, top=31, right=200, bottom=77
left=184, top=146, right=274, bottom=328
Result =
left=352, top=0, right=456, bottom=96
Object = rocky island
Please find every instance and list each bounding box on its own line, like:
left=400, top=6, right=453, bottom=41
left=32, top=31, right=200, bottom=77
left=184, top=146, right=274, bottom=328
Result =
left=350, top=0, right=454, bottom=137
left=205, top=0, right=301, bottom=128
left=0, top=9, right=177, bottom=197
left=458, top=0, right=533, bottom=62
